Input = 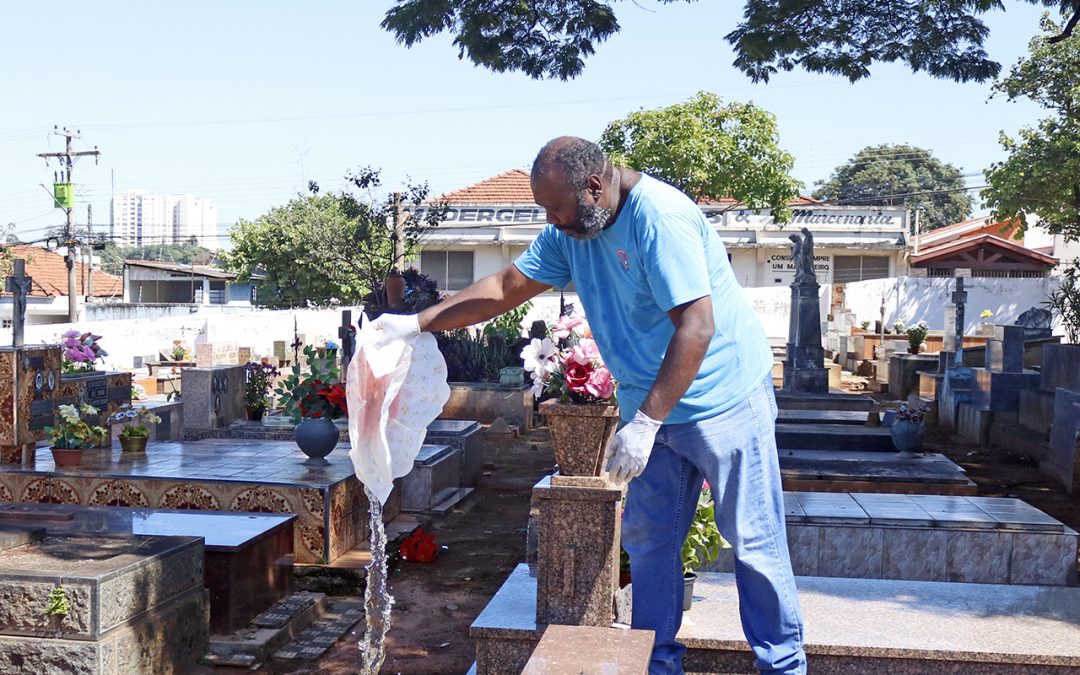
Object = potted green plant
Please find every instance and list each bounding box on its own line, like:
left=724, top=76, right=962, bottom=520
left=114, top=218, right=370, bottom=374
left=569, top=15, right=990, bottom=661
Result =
left=905, top=320, right=929, bottom=354
left=681, top=485, right=726, bottom=611
left=109, top=404, right=162, bottom=452
left=43, top=403, right=109, bottom=467
left=244, top=361, right=279, bottom=421
left=274, top=345, right=348, bottom=464
left=890, top=401, right=929, bottom=456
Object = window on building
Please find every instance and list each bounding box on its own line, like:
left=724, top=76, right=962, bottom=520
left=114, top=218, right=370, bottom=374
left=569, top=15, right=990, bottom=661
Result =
left=1, top=319, right=11, bottom=330
left=421, top=250, right=474, bottom=291
left=833, top=255, right=890, bottom=284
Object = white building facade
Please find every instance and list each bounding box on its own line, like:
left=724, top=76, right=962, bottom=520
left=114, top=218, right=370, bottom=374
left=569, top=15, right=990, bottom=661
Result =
left=110, top=190, right=218, bottom=247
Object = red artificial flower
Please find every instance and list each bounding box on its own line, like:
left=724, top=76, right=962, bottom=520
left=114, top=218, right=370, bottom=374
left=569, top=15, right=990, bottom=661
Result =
left=563, top=360, right=591, bottom=395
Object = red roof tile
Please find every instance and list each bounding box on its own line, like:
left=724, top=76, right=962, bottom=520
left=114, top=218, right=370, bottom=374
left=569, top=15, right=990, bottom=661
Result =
left=441, top=169, right=535, bottom=203
left=4, top=245, right=122, bottom=298
left=441, top=169, right=822, bottom=207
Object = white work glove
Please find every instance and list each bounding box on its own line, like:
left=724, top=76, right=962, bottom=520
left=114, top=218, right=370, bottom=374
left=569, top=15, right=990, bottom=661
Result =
left=604, top=409, right=662, bottom=484
left=368, top=312, right=420, bottom=348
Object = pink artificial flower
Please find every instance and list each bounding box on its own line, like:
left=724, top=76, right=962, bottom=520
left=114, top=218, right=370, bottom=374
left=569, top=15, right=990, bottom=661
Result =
left=569, top=338, right=601, bottom=365
left=61, top=330, right=80, bottom=339
left=551, top=314, right=584, bottom=340
left=584, top=366, right=614, bottom=400
left=81, top=346, right=98, bottom=362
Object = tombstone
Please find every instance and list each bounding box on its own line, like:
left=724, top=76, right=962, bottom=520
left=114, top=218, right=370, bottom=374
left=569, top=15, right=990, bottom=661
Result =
left=195, top=341, right=239, bottom=367
left=272, top=340, right=289, bottom=366
left=181, top=365, right=246, bottom=435
left=1015, top=306, right=1053, bottom=341
left=782, top=228, right=828, bottom=393
left=237, top=346, right=252, bottom=364
left=338, top=310, right=356, bottom=373
left=986, top=325, right=1026, bottom=373
left=970, top=325, right=1040, bottom=411
left=1046, top=389, right=1080, bottom=493
left=0, top=345, right=62, bottom=464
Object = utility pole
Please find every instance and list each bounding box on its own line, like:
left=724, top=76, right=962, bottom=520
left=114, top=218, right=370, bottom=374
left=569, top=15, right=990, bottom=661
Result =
left=391, top=191, right=405, bottom=272
left=37, top=126, right=100, bottom=322
left=86, top=204, right=94, bottom=300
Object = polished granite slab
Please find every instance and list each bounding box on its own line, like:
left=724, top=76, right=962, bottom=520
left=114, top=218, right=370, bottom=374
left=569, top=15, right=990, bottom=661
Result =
left=780, top=449, right=977, bottom=493
left=12, top=438, right=357, bottom=487
left=523, top=624, right=654, bottom=674
left=0, top=502, right=294, bottom=550
left=776, top=410, right=870, bottom=425
left=426, top=420, right=480, bottom=434
left=680, top=573, right=1080, bottom=668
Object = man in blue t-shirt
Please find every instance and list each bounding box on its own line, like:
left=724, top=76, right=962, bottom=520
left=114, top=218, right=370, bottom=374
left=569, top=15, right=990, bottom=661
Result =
left=371, top=137, right=805, bottom=674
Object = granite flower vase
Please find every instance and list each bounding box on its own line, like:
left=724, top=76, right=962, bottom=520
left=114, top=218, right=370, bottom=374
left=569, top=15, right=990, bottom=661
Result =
left=891, top=419, right=924, bottom=456
left=539, top=400, right=619, bottom=476
left=294, top=416, right=339, bottom=464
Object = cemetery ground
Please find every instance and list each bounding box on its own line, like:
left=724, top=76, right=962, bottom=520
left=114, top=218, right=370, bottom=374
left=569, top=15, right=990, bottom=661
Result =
left=259, top=425, right=556, bottom=675
left=248, top=392, right=1080, bottom=674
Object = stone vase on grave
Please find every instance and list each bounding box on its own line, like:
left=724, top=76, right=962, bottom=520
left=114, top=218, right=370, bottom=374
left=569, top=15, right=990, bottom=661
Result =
left=119, top=435, right=149, bottom=452
left=294, top=416, right=339, bottom=464
left=539, top=400, right=619, bottom=476
left=890, top=420, right=924, bottom=456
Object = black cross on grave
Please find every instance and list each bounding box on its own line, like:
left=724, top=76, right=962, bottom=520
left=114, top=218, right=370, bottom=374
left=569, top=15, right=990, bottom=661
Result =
left=290, top=316, right=303, bottom=366
left=952, top=276, right=967, bottom=367
left=338, top=309, right=355, bottom=373
left=5, top=259, right=32, bottom=348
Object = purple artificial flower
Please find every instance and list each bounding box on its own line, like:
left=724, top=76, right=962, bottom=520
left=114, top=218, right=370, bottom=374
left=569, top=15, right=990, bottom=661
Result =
left=65, top=347, right=84, bottom=362
left=61, top=330, right=80, bottom=339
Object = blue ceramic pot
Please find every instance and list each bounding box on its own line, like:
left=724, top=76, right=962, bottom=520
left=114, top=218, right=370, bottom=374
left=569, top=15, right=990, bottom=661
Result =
left=890, top=420, right=924, bottom=455
left=294, top=416, right=339, bottom=464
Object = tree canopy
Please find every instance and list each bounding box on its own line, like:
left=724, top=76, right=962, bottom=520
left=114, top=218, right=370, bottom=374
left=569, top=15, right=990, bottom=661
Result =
left=381, top=0, right=1080, bottom=82
left=97, top=241, right=213, bottom=275
left=813, top=144, right=973, bottom=231
left=599, top=92, right=802, bottom=219
left=224, top=169, right=444, bottom=309
left=983, top=15, right=1080, bottom=242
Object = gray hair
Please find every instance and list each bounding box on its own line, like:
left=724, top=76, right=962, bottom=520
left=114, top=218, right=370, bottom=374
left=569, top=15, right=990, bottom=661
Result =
left=532, top=137, right=611, bottom=191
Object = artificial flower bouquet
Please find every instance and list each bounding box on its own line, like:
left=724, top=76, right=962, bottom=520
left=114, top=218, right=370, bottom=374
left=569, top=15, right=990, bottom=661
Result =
left=895, top=401, right=930, bottom=424
left=244, top=361, right=280, bottom=412
left=906, top=320, right=929, bottom=350
left=60, top=331, right=107, bottom=374
left=274, top=345, right=348, bottom=423
left=520, top=313, right=616, bottom=404
left=110, top=404, right=162, bottom=439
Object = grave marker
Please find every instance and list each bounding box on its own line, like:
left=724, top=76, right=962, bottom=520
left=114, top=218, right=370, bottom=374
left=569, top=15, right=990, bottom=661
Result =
left=4, top=259, right=32, bottom=347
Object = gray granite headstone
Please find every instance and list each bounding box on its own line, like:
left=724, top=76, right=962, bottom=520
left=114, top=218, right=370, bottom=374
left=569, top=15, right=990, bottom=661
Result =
left=1040, top=344, right=1080, bottom=393
left=1015, top=306, right=1053, bottom=340
left=1046, top=388, right=1080, bottom=493
left=181, top=365, right=246, bottom=433
left=986, top=325, right=1025, bottom=373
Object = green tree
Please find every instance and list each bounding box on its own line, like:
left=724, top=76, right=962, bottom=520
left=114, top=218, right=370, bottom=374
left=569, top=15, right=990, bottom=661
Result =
left=599, top=92, right=801, bottom=219
left=224, top=168, right=445, bottom=309
left=983, top=14, right=1080, bottom=241
left=97, top=241, right=214, bottom=275
left=381, top=0, right=1079, bottom=82
left=813, top=144, right=973, bottom=231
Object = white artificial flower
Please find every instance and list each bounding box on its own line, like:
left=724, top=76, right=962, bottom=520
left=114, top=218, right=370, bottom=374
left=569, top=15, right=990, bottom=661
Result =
left=521, top=337, right=556, bottom=375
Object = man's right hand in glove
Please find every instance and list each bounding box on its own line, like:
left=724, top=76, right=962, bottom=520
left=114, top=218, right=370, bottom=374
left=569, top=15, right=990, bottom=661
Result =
left=367, top=312, right=420, bottom=348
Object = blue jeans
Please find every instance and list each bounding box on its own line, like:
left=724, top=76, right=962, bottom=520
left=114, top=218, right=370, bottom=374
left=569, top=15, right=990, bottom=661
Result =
left=622, top=378, right=806, bottom=674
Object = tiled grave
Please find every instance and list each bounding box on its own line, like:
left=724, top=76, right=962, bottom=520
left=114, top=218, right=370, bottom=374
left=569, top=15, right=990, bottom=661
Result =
left=710, top=492, right=1078, bottom=585
left=779, top=450, right=977, bottom=495
left=0, top=438, right=377, bottom=563
left=270, top=598, right=364, bottom=661
left=680, top=573, right=1080, bottom=674
left=0, top=534, right=208, bottom=673
left=0, top=502, right=295, bottom=633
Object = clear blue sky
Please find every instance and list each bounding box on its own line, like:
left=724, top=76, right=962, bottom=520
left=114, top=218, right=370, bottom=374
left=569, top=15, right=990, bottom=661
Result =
left=0, top=1, right=1054, bottom=248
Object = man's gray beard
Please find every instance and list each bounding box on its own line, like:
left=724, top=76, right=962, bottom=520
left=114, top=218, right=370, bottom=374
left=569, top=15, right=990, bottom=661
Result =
left=569, top=200, right=612, bottom=241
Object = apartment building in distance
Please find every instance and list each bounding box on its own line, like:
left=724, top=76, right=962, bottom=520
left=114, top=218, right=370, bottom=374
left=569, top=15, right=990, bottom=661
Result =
left=110, top=190, right=218, bottom=248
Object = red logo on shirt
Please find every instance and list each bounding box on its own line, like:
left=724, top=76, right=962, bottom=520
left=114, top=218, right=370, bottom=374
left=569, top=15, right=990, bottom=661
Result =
left=616, top=249, right=630, bottom=271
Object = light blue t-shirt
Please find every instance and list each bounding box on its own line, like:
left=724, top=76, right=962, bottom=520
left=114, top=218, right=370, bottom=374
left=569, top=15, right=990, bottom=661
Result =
left=514, top=174, right=772, bottom=424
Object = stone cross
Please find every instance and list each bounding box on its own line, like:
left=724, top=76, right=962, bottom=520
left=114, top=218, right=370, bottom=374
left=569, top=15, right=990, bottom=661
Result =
left=338, top=309, right=355, bottom=373
left=951, top=275, right=968, bottom=366
left=5, top=259, right=32, bottom=347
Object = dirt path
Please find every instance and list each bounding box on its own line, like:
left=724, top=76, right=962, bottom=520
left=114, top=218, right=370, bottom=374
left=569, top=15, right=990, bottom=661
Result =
left=261, top=427, right=555, bottom=675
